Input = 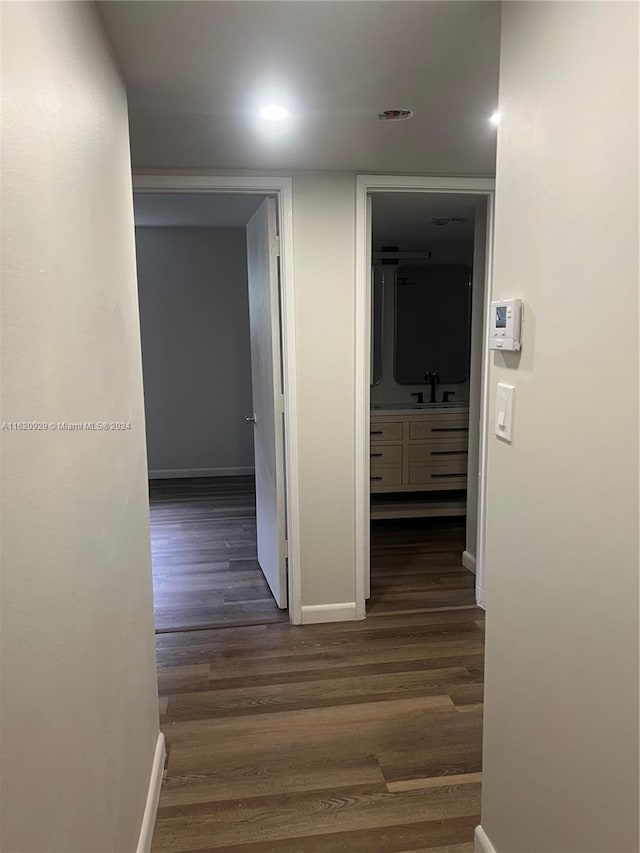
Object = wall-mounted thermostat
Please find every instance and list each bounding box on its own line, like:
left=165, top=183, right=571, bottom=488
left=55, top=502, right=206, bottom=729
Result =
left=490, top=299, right=522, bottom=351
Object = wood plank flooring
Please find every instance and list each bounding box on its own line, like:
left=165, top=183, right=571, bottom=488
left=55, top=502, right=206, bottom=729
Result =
left=149, top=477, right=287, bottom=632
left=368, top=518, right=477, bottom=616
left=152, top=489, right=483, bottom=852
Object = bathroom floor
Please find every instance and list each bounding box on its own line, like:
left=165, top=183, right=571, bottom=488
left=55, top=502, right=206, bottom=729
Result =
left=368, top=517, right=475, bottom=615
left=152, top=491, right=484, bottom=852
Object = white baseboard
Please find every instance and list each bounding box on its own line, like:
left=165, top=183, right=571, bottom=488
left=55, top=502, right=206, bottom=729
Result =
left=300, top=602, right=359, bottom=624
left=148, top=467, right=254, bottom=479
left=462, top=550, right=476, bottom=574
left=474, top=825, right=497, bottom=853
left=136, top=733, right=165, bottom=853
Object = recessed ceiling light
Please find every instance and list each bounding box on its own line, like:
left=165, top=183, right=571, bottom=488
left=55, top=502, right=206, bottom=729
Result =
left=259, top=104, right=290, bottom=121
left=489, top=111, right=502, bottom=126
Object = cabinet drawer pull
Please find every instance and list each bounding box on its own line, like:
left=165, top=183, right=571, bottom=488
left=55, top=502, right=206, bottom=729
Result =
left=370, top=452, right=383, bottom=457
left=370, top=430, right=383, bottom=435
left=370, top=476, right=383, bottom=481
left=431, top=450, right=468, bottom=456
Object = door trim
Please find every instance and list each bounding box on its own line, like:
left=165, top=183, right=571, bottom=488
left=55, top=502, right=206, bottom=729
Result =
left=132, top=175, right=303, bottom=624
left=354, top=174, right=496, bottom=619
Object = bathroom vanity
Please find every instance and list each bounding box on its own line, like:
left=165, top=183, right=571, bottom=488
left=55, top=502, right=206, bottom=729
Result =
left=370, top=404, right=469, bottom=519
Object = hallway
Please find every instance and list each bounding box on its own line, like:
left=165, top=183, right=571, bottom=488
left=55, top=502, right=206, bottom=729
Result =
left=152, top=500, right=484, bottom=851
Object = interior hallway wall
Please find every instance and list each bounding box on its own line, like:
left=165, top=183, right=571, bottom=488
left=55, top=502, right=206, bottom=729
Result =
left=292, top=174, right=358, bottom=609
left=480, top=3, right=639, bottom=852
left=136, top=226, right=254, bottom=477
left=1, top=3, right=160, bottom=851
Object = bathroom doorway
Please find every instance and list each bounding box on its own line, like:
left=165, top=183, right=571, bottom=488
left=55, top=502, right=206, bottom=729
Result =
left=354, top=177, right=495, bottom=616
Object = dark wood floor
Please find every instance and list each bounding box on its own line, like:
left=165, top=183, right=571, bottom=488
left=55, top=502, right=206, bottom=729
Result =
left=149, top=477, right=287, bottom=632
left=151, top=484, right=483, bottom=852
left=368, top=518, right=477, bottom=616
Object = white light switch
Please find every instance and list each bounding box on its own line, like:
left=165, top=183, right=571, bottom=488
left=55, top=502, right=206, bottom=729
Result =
left=495, top=383, right=514, bottom=442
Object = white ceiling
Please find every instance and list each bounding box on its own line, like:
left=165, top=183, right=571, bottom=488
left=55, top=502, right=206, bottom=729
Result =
left=98, top=1, right=501, bottom=174
left=133, top=192, right=264, bottom=227
left=372, top=192, right=477, bottom=245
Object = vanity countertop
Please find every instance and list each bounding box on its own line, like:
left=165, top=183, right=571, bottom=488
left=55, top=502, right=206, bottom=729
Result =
left=371, top=402, right=470, bottom=416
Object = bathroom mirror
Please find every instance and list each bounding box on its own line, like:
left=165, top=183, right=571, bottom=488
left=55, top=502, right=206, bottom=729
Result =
left=371, top=266, right=384, bottom=385
left=394, top=264, right=471, bottom=385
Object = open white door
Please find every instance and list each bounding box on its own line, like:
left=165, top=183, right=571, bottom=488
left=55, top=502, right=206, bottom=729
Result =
left=246, top=198, right=287, bottom=609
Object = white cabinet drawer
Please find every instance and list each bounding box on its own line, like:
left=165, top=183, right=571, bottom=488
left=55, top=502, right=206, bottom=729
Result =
left=370, top=421, right=403, bottom=442
left=370, top=466, right=402, bottom=487
left=369, top=445, right=402, bottom=466
left=409, top=460, right=467, bottom=488
left=409, top=416, right=469, bottom=441
left=410, top=443, right=468, bottom=464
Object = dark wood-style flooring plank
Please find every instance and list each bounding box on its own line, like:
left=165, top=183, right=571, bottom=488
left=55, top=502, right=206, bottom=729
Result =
left=157, top=817, right=478, bottom=853
left=152, top=784, right=481, bottom=851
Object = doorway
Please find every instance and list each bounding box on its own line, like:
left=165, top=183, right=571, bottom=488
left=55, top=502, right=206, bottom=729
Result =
left=133, top=177, right=302, bottom=629
left=354, top=176, right=495, bottom=616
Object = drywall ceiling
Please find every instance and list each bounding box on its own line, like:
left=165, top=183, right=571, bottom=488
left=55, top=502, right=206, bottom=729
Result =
left=97, top=1, right=501, bottom=174
left=372, top=192, right=477, bottom=245
left=133, top=192, right=264, bottom=227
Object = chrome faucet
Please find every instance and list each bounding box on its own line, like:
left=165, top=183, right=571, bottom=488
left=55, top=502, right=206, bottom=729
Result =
left=424, top=371, right=440, bottom=403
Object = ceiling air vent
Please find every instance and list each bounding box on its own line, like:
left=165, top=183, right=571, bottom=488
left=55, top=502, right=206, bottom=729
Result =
left=378, top=109, right=413, bottom=121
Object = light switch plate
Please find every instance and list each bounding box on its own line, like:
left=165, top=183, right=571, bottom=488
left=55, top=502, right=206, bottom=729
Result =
left=495, top=382, right=514, bottom=442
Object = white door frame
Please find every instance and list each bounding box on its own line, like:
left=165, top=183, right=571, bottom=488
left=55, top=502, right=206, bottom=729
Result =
left=133, top=174, right=302, bottom=625
left=354, top=174, right=495, bottom=618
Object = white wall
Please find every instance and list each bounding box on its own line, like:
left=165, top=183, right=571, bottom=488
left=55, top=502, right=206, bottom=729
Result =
left=135, top=226, right=254, bottom=477
left=292, top=174, right=358, bottom=607
left=1, top=4, right=160, bottom=851
left=480, top=3, right=639, bottom=852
